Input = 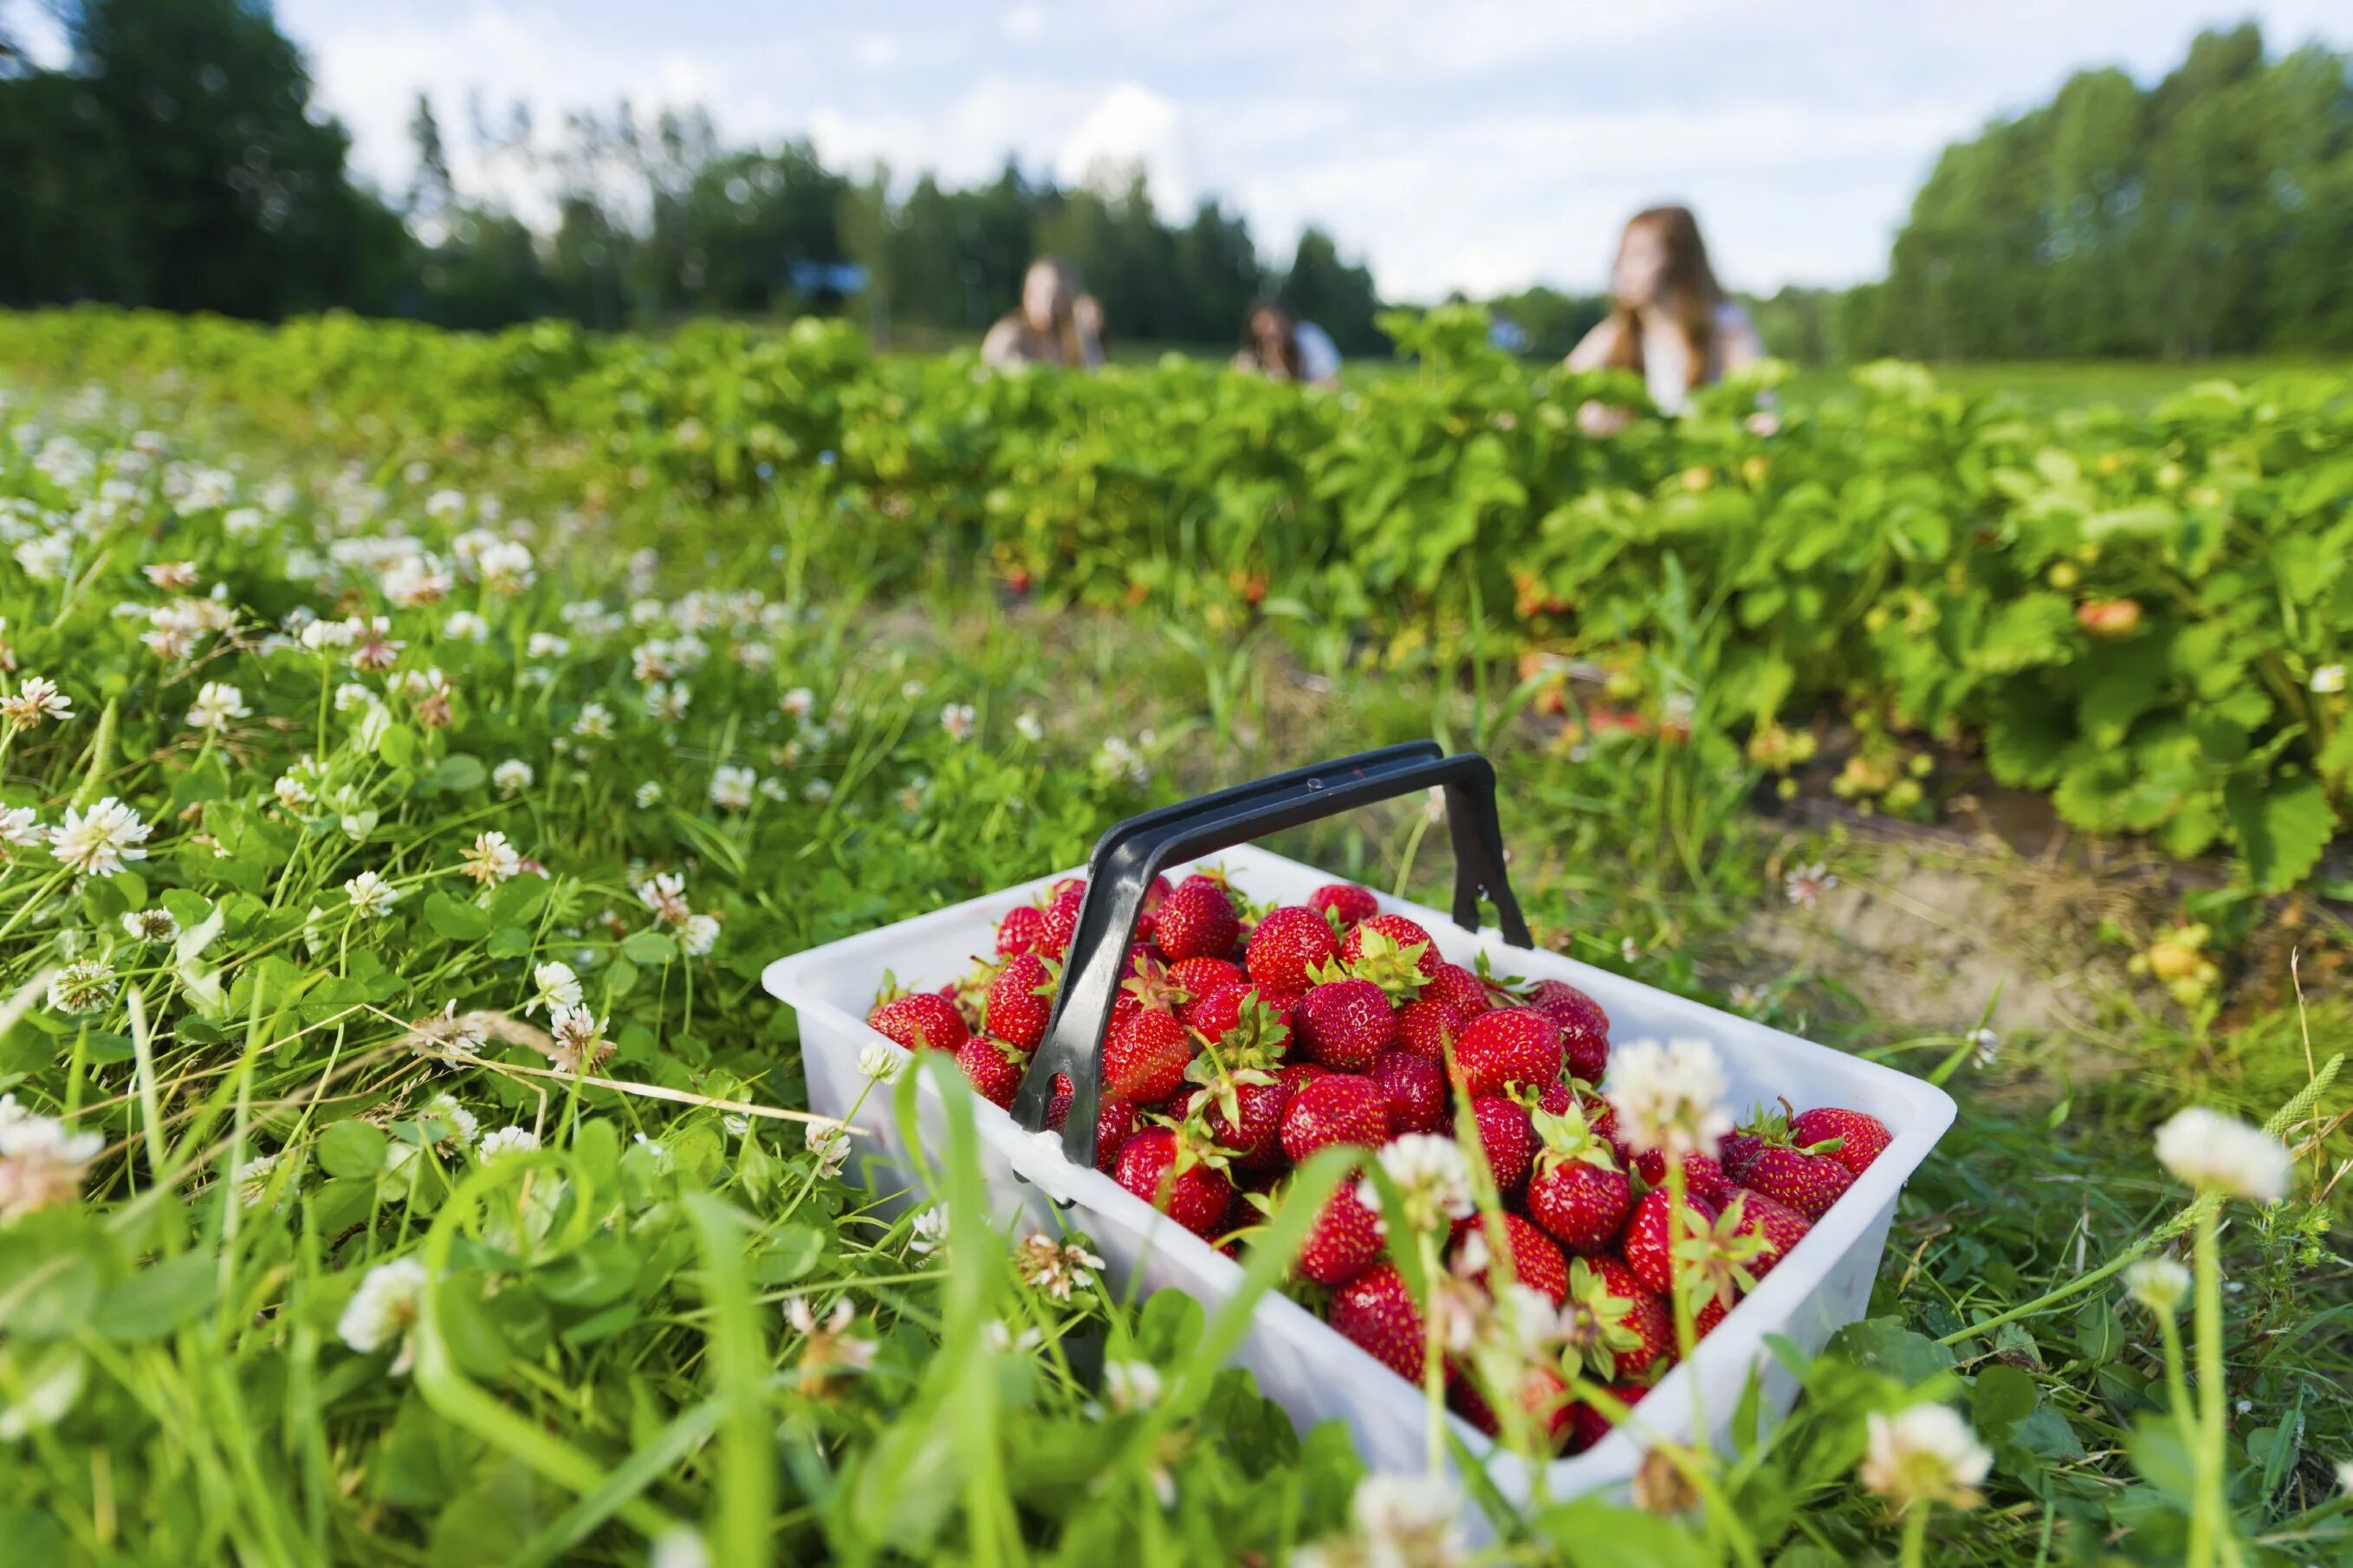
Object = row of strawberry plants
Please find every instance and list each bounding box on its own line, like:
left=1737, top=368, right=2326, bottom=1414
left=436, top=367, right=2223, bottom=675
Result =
left=4, top=307, right=2350, bottom=886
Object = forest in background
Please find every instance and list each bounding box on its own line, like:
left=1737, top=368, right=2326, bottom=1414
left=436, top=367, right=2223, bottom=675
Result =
left=2, top=1, right=2350, bottom=361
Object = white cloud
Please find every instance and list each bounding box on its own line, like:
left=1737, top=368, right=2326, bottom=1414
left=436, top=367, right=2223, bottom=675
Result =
left=1055, top=84, right=1194, bottom=215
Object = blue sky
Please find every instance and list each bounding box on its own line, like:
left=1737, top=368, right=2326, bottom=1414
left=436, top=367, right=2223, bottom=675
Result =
left=17, top=1, right=2353, bottom=298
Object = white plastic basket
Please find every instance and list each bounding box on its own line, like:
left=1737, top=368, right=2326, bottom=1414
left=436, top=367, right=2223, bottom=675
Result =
left=762, top=748, right=1954, bottom=1509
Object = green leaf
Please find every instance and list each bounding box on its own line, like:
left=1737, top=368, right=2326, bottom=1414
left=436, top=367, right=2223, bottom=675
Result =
left=434, top=1275, right=512, bottom=1379
left=751, top=1223, right=826, bottom=1286
left=620, top=930, right=675, bottom=966
left=93, top=1253, right=216, bottom=1340
left=2223, top=770, right=2335, bottom=892
left=1967, top=593, right=2078, bottom=674
left=2074, top=1298, right=2124, bottom=1365
left=423, top=891, right=492, bottom=941
left=423, top=753, right=487, bottom=794
left=1973, top=1364, right=2038, bottom=1429
left=1825, top=1318, right=1955, bottom=1387
left=318, top=1120, right=389, bottom=1178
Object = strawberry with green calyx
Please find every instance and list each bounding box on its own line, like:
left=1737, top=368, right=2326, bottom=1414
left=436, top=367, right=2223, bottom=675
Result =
left=1557, top=1257, right=1673, bottom=1383
left=1788, top=1105, right=1891, bottom=1176
left=1121, top=949, right=1193, bottom=1014
left=1313, top=922, right=1433, bottom=1007
left=1247, top=904, right=1340, bottom=993
left=1525, top=1102, right=1634, bottom=1255
left=1340, top=913, right=1442, bottom=982
left=1475, top=952, right=1610, bottom=1083
left=1045, top=1081, right=1137, bottom=1174
left=1623, top=1187, right=1721, bottom=1297
left=1155, top=872, right=1243, bottom=962
left=984, top=950, right=1061, bottom=1051
left=1471, top=1096, right=1537, bottom=1196
left=867, top=983, right=972, bottom=1053
left=954, top=1034, right=1028, bottom=1108
left=1104, top=1006, right=1193, bottom=1105
left=1307, top=882, right=1381, bottom=931
left=1294, top=976, right=1397, bottom=1067
left=1279, top=1072, right=1390, bottom=1163
left=1727, top=1188, right=1811, bottom=1280
left=1449, top=1006, right=1565, bottom=1098
left=1621, top=1145, right=1737, bottom=1208
left=1284, top=1176, right=1388, bottom=1287
left=1168, top=956, right=1244, bottom=1014
left=1191, top=989, right=1293, bottom=1071
left=1114, top=1122, right=1235, bottom=1237
left=1451, top=1363, right=1577, bottom=1450
left=1669, top=1194, right=1776, bottom=1316
left=1366, top=1049, right=1447, bottom=1135
left=1177, top=1001, right=1292, bottom=1165
left=995, top=903, right=1048, bottom=958
left=1037, top=878, right=1087, bottom=957
left=1723, top=1099, right=1855, bottom=1219
left=1453, top=1209, right=1569, bottom=1306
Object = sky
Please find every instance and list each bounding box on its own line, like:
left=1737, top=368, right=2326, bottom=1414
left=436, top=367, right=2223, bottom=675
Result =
left=14, top=1, right=2353, bottom=299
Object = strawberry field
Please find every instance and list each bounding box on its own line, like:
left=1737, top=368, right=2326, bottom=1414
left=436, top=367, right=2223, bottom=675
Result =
left=0, top=313, right=2349, bottom=1567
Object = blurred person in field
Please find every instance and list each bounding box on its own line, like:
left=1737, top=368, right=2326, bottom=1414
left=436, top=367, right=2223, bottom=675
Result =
left=1233, top=298, right=1340, bottom=388
left=982, top=257, right=1105, bottom=371
left=1566, top=205, right=1760, bottom=430
left=1074, top=294, right=1108, bottom=358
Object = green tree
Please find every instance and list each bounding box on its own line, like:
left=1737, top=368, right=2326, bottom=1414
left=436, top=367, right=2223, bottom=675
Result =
left=1278, top=227, right=1384, bottom=353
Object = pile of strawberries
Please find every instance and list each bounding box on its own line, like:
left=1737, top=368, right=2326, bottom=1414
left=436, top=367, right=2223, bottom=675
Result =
left=867, top=870, right=1892, bottom=1455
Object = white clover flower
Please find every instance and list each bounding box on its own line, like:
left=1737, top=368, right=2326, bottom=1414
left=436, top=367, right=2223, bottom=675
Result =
left=1784, top=861, right=1837, bottom=906
left=1966, top=1026, right=2000, bottom=1068
left=2123, top=1257, right=2192, bottom=1315
left=299, top=617, right=356, bottom=652
left=459, top=830, right=522, bottom=886
left=548, top=1008, right=611, bottom=1073
left=807, top=1121, right=851, bottom=1178
left=1103, top=1360, right=1163, bottom=1414
left=802, top=778, right=833, bottom=805
left=1358, top=1134, right=1472, bottom=1234
left=710, top=765, right=757, bottom=811
left=900, top=678, right=927, bottom=701
left=1605, top=1036, right=1734, bottom=1157
left=0, top=675, right=73, bottom=729
left=347, top=617, right=404, bottom=672
left=333, top=682, right=376, bottom=712
left=573, top=702, right=613, bottom=739
left=185, top=682, right=250, bottom=732
left=344, top=870, right=401, bottom=918
left=273, top=774, right=314, bottom=811
left=1293, top=1475, right=1469, bottom=1568
left=649, top=1527, right=710, bottom=1568
left=231, top=1150, right=294, bottom=1209
left=2311, top=664, right=2346, bottom=695
left=939, top=703, right=976, bottom=742
left=492, top=759, right=535, bottom=796
left=526, top=632, right=569, bottom=659
left=984, top=1319, right=1042, bottom=1353
left=476, top=541, right=535, bottom=593
left=781, top=686, right=815, bottom=721
left=120, top=907, right=179, bottom=943
left=1859, top=1404, right=1992, bottom=1512
left=0, top=806, right=41, bottom=850
left=1014, top=1233, right=1105, bottom=1301
left=224, top=504, right=265, bottom=538
left=476, top=1126, right=541, bottom=1163
left=338, top=1257, right=430, bottom=1370
left=858, top=1041, right=904, bottom=1081
left=421, top=1092, right=480, bottom=1149
left=0, top=1105, right=105, bottom=1221
left=682, top=914, right=720, bottom=956
left=443, top=610, right=489, bottom=643
left=50, top=797, right=152, bottom=877
left=2155, top=1107, right=2291, bottom=1203
left=637, top=871, right=691, bottom=926
left=532, top=961, right=583, bottom=1016
left=382, top=553, right=452, bottom=607
left=645, top=681, right=692, bottom=721
left=909, top=1206, right=950, bottom=1255
left=425, top=488, right=466, bottom=521
left=1014, top=709, right=1043, bottom=742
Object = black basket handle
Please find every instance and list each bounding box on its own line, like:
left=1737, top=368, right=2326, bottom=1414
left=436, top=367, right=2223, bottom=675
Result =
left=1008, top=746, right=1531, bottom=1168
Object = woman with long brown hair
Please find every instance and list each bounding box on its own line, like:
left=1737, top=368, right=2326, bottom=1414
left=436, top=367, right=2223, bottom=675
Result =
left=1233, top=298, right=1340, bottom=388
left=1566, top=206, right=1761, bottom=421
left=981, top=256, right=1105, bottom=372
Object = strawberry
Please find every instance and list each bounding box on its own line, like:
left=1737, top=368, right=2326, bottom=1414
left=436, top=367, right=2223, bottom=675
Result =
left=1295, top=977, right=1397, bottom=1069
left=1788, top=1106, right=1891, bottom=1176
left=1340, top=912, right=1441, bottom=978
left=1520, top=978, right=1611, bottom=1084
left=1037, top=882, right=1086, bottom=957
left=1328, top=1263, right=1428, bottom=1383
left=1134, top=873, right=1174, bottom=944
left=1114, top=1125, right=1234, bottom=1237
left=1717, top=1130, right=1763, bottom=1183
left=1458, top=1210, right=1569, bottom=1306
left=1452, top=1363, right=1575, bottom=1449
left=1622, top=1187, right=1721, bottom=1298
left=1567, top=1382, right=1650, bottom=1454
left=1695, top=1293, right=1729, bottom=1339
left=1247, top=905, right=1340, bottom=993
left=1308, top=882, right=1381, bottom=930
left=1176, top=1077, right=1290, bottom=1167
left=1291, top=1177, right=1388, bottom=1286
left=1726, top=1189, right=1811, bottom=1281
left=1624, top=1147, right=1738, bottom=1208
left=1279, top=1072, right=1390, bottom=1163
left=1424, top=962, right=1493, bottom=1017
left=1393, top=962, right=1489, bottom=1059
left=1740, top=1144, right=1853, bottom=1221
left=983, top=951, right=1060, bottom=1050
left=1365, top=1049, right=1448, bottom=1136
left=867, top=990, right=970, bottom=1053
left=953, top=1035, right=1027, bottom=1108
left=1471, top=1096, right=1536, bottom=1195
left=1044, top=1085, right=1137, bottom=1174
left=1169, top=956, right=1245, bottom=1014
left=1449, top=1007, right=1565, bottom=1098
left=1559, top=1257, right=1675, bottom=1383
left=1103, top=1007, right=1192, bottom=1105
left=1156, top=874, right=1242, bottom=962
left=995, top=903, right=1047, bottom=958
left=1526, top=1104, right=1633, bottom=1255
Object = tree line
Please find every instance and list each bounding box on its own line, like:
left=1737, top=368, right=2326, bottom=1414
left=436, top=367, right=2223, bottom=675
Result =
left=3, top=3, right=2346, bottom=360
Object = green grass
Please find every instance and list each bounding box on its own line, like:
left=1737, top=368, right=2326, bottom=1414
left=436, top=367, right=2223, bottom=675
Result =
left=0, top=363, right=2346, bottom=1567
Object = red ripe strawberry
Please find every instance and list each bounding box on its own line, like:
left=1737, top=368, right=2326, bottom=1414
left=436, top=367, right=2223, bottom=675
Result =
left=1279, top=1072, right=1390, bottom=1163
left=953, top=1036, right=1027, bottom=1107
left=1559, top=1257, right=1675, bottom=1383
left=1247, top=905, right=1339, bottom=993
left=1618, top=1146, right=1733, bottom=1208
left=867, top=991, right=970, bottom=1053
left=1177, top=1078, right=1290, bottom=1167
left=1449, top=1007, right=1565, bottom=1098
left=1115, top=1125, right=1234, bottom=1237
left=1424, top=962, right=1492, bottom=1017
left=1458, top=1210, right=1569, bottom=1306
left=1295, top=978, right=1397, bottom=1069
left=1526, top=1104, right=1632, bottom=1254
left=1308, top=882, right=1381, bottom=930
left=1183, top=980, right=1248, bottom=1041
left=1695, top=1293, right=1728, bottom=1339
left=1365, top=1050, right=1447, bottom=1136
left=1156, top=875, right=1242, bottom=962
left=1726, top=1189, right=1811, bottom=1280
left=1452, top=1363, right=1575, bottom=1448
left=1340, top=912, right=1440, bottom=977
left=1135, top=873, right=1173, bottom=943
left=1788, top=1106, right=1892, bottom=1176
left=1328, top=1263, right=1427, bottom=1383
left=1622, top=1187, right=1721, bottom=1297
left=1717, top=1130, right=1763, bottom=1183
left=1740, top=1144, right=1853, bottom=1221
left=1567, top=1382, right=1651, bottom=1454
left=1169, top=957, right=1244, bottom=1014
left=1104, top=1008, right=1192, bottom=1105
left=1520, top=978, right=1610, bottom=1084
left=983, top=951, right=1059, bottom=1051
left=1293, top=1177, right=1388, bottom=1286
left=1037, top=881, right=1086, bottom=957
left=1044, top=1087, right=1137, bottom=1174
left=995, top=903, right=1047, bottom=958
left=1471, top=1096, right=1537, bottom=1195
left=1393, top=962, right=1488, bottom=1059
left=1278, top=1059, right=1329, bottom=1095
